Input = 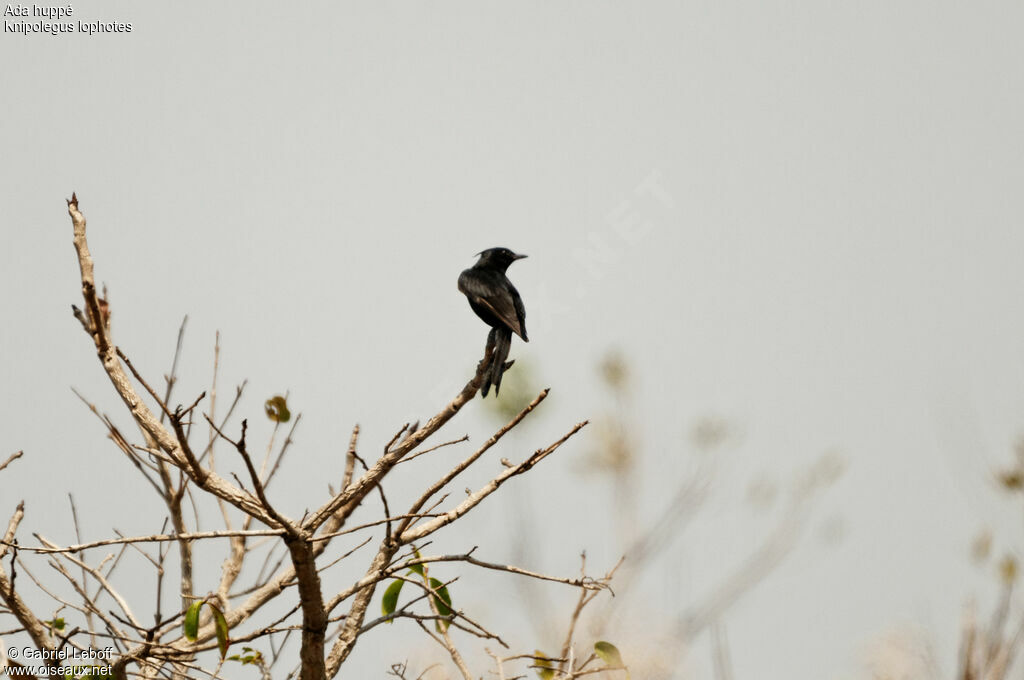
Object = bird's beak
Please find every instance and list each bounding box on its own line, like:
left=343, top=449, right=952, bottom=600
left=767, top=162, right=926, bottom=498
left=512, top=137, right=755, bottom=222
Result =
left=514, top=253, right=528, bottom=260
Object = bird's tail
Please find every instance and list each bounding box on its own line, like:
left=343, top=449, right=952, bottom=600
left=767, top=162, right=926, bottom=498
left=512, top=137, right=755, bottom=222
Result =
left=482, top=327, right=513, bottom=397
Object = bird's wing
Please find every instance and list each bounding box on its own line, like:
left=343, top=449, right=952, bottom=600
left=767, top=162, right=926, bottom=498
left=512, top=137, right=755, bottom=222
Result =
left=511, top=285, right=528, bottom=342
left=458, top=273, right=526, bottom=340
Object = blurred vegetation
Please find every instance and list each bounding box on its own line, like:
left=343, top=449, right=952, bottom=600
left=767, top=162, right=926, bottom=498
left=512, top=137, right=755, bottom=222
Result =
left=493, top=348, right=843, bottom=680
left=482, top=356, right=540, bottom=422
left=956, top=437, right=1024, bottom=679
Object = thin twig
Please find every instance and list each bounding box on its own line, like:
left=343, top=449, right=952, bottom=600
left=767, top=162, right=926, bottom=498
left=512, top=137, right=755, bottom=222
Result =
left=400, top=420, right=589, bottom=544
left=398, top=389, right=549, bottom=538
left=159, top=316, right=188, bottom=426
left=0, top=450, right=23, bottom=474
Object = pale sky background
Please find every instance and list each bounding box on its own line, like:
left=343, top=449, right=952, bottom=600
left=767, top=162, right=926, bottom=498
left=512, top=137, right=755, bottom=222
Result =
left=3, top=2, right=1024, bottom=678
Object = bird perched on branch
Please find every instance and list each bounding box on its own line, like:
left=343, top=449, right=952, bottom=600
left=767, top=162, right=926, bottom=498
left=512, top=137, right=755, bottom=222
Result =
left=458, top=247, right=528, bottom=397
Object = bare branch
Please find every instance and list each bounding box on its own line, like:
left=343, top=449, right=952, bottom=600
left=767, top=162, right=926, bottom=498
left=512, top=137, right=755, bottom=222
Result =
left=159, top=316, right=189, bottom=426
left=1, top=528, right=285, bottom=555
left=398, top=551, right=607, bottom=591
left=67, top=495, right=98, bottom=648
left=1, top=502, right=25, bottom=562
left=415, top=618, right=473, bottom=680
left=38, top=536, right=143, bottom=632
left=324, top=543, right=399, bottom=675
left=264, top=413, right=302, bottom=490
left=68, top=193, right=109, bottom=353
left=558, top=554, right=618, bottom=673
left=0, top=450, right=23, bottom=474
left=396, top=435, right=470, bottom=466
left=400, top=421, right=589, bottom=544
left=340, top=425, right=360, bottom=493
left=68, top=198, right=275, bottom=529
left=398, top=389, right=549, bottom=538
left=213, top=419, right=293, bottom=533
left=305, top=347, right=497, bottom=534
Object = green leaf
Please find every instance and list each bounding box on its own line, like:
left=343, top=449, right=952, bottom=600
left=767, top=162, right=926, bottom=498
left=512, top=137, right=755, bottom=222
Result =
left=232, top=647, right=264, bottom=665
left=429, top=577, right=453, bottom=632
left=594, top=641, right=628, bottom=678
left=264, top=395, right=291, bottom=423
left=407, top=548, right=425, bottom=576
left=228, top=651, right=262, bottom=667
left=209, top=603, right=230, bottom=659
left=228, top=647, right=263, bottom=665
left=45, top=617, right=65, bottom=631
left=184, top=600, right=202, bottom=640
left=382, top=579, right=404, bottom=618
left=594, top=640, right=623, bottom=665
left=534, top=650, right=556, bottom=680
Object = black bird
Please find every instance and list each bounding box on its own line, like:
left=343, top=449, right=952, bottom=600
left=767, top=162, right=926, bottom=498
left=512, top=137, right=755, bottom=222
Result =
left=458, top=247, right=528, bottom=397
